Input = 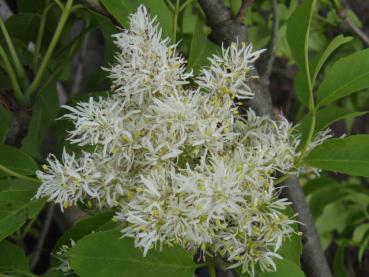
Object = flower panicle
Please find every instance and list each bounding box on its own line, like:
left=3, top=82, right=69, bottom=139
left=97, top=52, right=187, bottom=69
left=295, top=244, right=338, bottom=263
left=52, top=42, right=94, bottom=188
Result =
left=35, top=5, right=328, bottom=276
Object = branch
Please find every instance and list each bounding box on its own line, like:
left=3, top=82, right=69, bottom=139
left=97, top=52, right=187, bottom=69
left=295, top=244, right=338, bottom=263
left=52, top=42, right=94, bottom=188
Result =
left=30, top=204, right=55, bottom=270
left=198, top=1, right=332, bottom=276
left=286, top=177, right=332, bottom=277
left=84, top=0, right=110, bottom=16
left=262, top=0, right=279, bottom=81
left=342, top=14, right=369, bottom=47
left=338, top=2, right=369, bottom=47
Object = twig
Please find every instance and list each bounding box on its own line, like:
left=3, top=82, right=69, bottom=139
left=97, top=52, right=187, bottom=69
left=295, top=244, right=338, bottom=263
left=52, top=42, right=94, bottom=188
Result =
left=84, top=0, right=110, bottom=16
left=338, top=2, right=369, bottom=47
left=30, top=204, right=56, bottom=270
left=235, top=0, right=249, bottom=23
left=344, top=17, right=369, bottom=47
left=262, top=0, right=279, bottom=81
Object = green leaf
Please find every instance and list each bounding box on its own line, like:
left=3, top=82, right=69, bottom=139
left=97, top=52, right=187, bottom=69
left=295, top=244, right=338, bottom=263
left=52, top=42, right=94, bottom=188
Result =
left=100, top=0, right=138, bottom=27
left=287, top=0, right=317, bottom=106
left=297, top=106, right=367, bottom=143
left=358, top=235, right=369, bottom=262
left=308, top=185, right=346, bottom=219
left=0, top=240, right=31, bottom=275
left=352, top=223, right=369, bottom=244
left=67, top=230, right=197, bottom=277
left=294, top=70, right=310, bottom=106
left=317, top=48, right=369, bottom=106
left=188, top=16, right=220, bottom=73
left=305, top=135, right=369, bottom=177
left=54, top=212, right=114, bottom=252
left=278, top=234, right=302, bottom=266
left=238, top=259, right=305, bottom=277
left=310, top=35, right=352, bottom=86
left=91, top=11, right=118, bottom=65
left=303, top=176, right=337, bottom=196
left=17, top=0, right=47, bottom=13
left=315, top=200, right=351, bottom=235
left=100, top=0, right=172, bottom=35
left=4, top=13, right=39, bottom=43
left=333, top=245, right=347, bottom=277
left=0, top=106, right=12, bottom=143
left=0, top=181, right=45, bottom=241
left=0, top=144, right=38, bottom=177
left=257, top=260, right=305, bottom=277
left=21, top=83, right=60, bottom=159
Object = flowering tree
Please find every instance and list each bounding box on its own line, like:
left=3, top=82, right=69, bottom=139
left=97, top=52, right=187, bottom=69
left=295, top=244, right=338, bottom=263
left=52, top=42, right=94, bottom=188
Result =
left=0, top=1, right=369, bottom=277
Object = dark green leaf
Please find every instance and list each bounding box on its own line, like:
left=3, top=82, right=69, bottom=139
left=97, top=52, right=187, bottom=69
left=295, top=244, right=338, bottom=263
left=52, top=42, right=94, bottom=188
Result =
left=188, top=16, right=220, bottom=72
left=0, top=181, right=45, bottom=241
left=257, top=260, right=305, bottom=277
left=21, top=84, right=60, bottom=159
left=91, top=11, right=118, bottom=65
left=333, top=245, right=347, bottom=277
left=303, top=176, right=337, bottom=196
left=297, top=106, right=367, bottom=144
left=54, top=212, right=114, bottom=252
left=310, top=35, right=352, bottom=86
left=294, top=69, right=310, bottom=106
left=238, top=259, right=305, bottom=277
left=67, top=230, right=197, bottom=277
left=0, top=144, right=38, bottom=177
left=305, top=135, right=369, bottom=177
left=358, top=235, right=369, bottom=262
left=100, top=0, right=138, bottom=27
left=287, top=0, right=317, bottom=106
left=317, top=48, right=369, bottom=106
left=4, top=13, right=39, bottom=43
left=100, top=0, right=172, bottom=35
left=0, top=240, right=31, bottom=274
left=17, top=0, right=47, bottom=13
left=308, top=185, right=346, bottom=219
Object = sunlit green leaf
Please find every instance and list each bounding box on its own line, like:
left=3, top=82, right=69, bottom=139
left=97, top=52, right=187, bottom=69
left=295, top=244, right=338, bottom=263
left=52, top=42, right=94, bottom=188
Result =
left=0, top=144, right=38, bottom=177
left=297, top=105, right=367, bottom=144
left=67, top=230, right=197, bottom=277
left=305, top=135, right=369, bottom=177
left=317, top=48, right=369, bottom=106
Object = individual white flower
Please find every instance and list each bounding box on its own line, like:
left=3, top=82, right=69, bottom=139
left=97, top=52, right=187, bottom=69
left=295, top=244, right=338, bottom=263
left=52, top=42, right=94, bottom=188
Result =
left=55, top=239, right=75, bottom=275
left=306, top=128, right=333, bottom=152
left=35, top=150, right=100, bottom=211
left=106, top=5, right=192, bottom=105
left=236, top=109, right=300, bottom=173
left=197, top=42, right=264, bottom=100
left=36, top=149, right=129, bottom=210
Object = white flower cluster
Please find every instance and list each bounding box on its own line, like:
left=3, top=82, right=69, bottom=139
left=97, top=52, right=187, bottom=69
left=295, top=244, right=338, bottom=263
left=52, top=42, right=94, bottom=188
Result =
left=35, top=5, right=323, bottom=275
